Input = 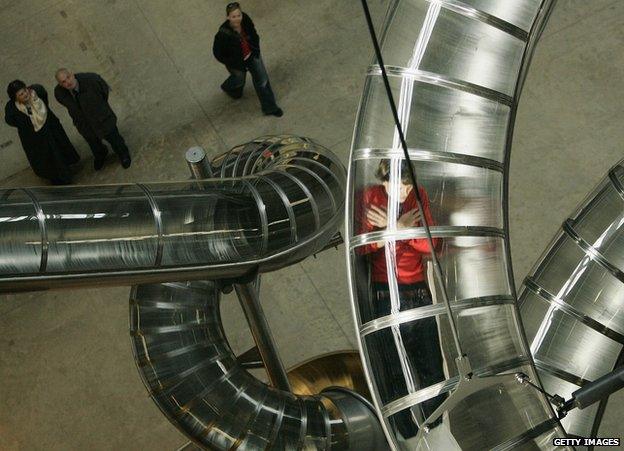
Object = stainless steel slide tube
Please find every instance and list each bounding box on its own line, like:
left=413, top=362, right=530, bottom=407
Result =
left=126, top=136, right=385, bottom=449
left=520, top=161, right=624, bottom=439
left=346, top=1, right=568, bottom=449
left=0, top=136, right=344, bottom=291
left=130, top=280, right=386, bottom=450
left=1, top=135, right=389, bottom=449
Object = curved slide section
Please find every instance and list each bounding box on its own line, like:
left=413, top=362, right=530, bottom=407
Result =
left=520, top=161, right=624, bottom=439
left=129, top=136, right=385, bottom=449
left=345, top=1, right=568, bottom=449
left=0, top=135, right=388, bottom=449
left=0, top=136, right=344, bottom=291
left=131, top=280, right=387, bottom=450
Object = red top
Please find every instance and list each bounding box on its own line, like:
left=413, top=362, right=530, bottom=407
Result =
left=240, top=30, right=252, bottom=59
left=356, top=184, right=439, bottom=284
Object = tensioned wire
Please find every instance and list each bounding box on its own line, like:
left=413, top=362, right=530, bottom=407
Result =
left=359, top=0, right=464, bottom=359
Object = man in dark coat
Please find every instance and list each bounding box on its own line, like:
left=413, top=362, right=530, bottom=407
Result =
left=54, top=68, right=131, bottom=170
left=5, top=80, right=79, bottom=185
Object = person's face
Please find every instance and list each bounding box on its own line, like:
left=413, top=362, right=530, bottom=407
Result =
left=15, top=88, right=30, bottom=104
left=383, top=180, right=413, bottom=203
left=57, top=71, right=77, bottom=90
left=227, top=8, right=243, bottom=27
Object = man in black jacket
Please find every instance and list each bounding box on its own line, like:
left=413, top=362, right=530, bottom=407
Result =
left=54, top=69, right=131, bottom=170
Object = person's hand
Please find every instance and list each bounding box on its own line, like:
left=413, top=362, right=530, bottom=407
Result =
left=26, top=89, right=36, bottom=104
left=366, top=205, right=387, bottom=229
left=398, top=208, right=423, bottom=229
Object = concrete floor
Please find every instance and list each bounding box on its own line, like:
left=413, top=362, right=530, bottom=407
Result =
left=0, top=0, right=622, bottom=449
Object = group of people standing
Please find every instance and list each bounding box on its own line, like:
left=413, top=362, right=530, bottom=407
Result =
left=4, top=2, right=281, bottom=186
left=4, top=69, right=131, bottom=185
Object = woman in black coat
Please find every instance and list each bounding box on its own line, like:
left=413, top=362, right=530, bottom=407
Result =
left=4, top=80, right=79, bottom=185
left=213, top=2, right=283, bottom=117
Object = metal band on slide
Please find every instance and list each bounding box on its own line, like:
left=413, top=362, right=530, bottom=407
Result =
left=21, top=188, right=49, bottom=272
left=137, top=184, right=164, bottom=267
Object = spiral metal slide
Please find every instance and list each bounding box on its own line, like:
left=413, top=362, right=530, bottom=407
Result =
left=520, top=161, right=624, bottom=440
left=0, top=136, right=344, bottom=291
left=0, top=135, right=387, bottom=449
left=345, top=0, right=573, bottom=449
left=1, top=2, right=619, bottom=450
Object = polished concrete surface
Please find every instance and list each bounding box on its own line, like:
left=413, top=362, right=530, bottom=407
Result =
left=0, top=1, right=623, bottom=449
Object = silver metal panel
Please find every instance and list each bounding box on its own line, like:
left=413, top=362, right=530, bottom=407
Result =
left=520, top=161, right=624, bottom=438
left=8, top=188, right=46, bottom=272
left=36, top=184, right=159, bottom=273
left=0, top=136, right=345, bottom=291
left=354, top=75, right=511, bottom=162
left=530, top=234, right=624, bottom=336
left=131, top=281, right=335, bottom=449
left=459, top=0, right=542, bottom=31
left=377, top=1, right=526, bottom=95
left=346, top=0, right=567, bottom=448
left=523, top=290, right=622, bottom=382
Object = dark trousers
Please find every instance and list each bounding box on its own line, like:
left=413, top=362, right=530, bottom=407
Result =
left=221, top=55, right=279, bottom=114
left=83, top=126, right=130, bottom=161
left=371, top=281, right=447, bottom=439
left=46, top=119, right=80, bottom=185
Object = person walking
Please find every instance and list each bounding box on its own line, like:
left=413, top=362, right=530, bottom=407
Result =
left=4, top=80, right=79, bottom=185
left=54, top=68, right=131, bottom=170
left=213, top=2, right=283, bottom=117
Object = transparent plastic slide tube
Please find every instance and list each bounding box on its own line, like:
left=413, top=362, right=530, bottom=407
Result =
left=131, top=280, right=387, bottom=450
left=0, top=136, right=389, bottom=450
left=345, top=1, right=569, bottom=449
left=0, top=136, right=345, bottom=291
left=128, top=136, right=385, bottom=450
left=520, top=161, right=624, bottom=439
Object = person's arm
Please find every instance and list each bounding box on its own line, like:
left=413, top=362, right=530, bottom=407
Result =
left=4, top=102, right=18, bottom=127
left=406, top=188, right=441, bottom=254
left=244, top=13, right=260, bottom=49
left=94, top=74, right=110, bottom=102
left=212, top=34, right=220, bottom=61
left=355, top=188, right=385, bottom=255
left=53, top=86, right=65, bottom=106
left=212, top=29, right=228, bottom=66
left=30, top=84, right=48, bottom=106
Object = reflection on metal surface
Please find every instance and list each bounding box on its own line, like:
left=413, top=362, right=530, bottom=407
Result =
left=185, top=146, right=213, bottom=181
left=520, top=162, right=624, bottom=439
left=287, top=350, right=372, bottom=399
left=0, top=136, right=345, bottom=291
left=132, top=136, right=382, bottom=450
left=131, top=282, right=386, bottom=450
left=346, top=0, right=569, bottom=449
left=235, top=281, right=292, bottom=391
left=368, top=65, right=515, bottom=105
left=0, top=135, right=389, bottom=449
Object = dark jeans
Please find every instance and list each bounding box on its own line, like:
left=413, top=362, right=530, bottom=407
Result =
left=371, top=281, right=447, bottom=439
left=221, top=55, right=279, bottom=114
left=84, top=126, right=130, bottom=161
